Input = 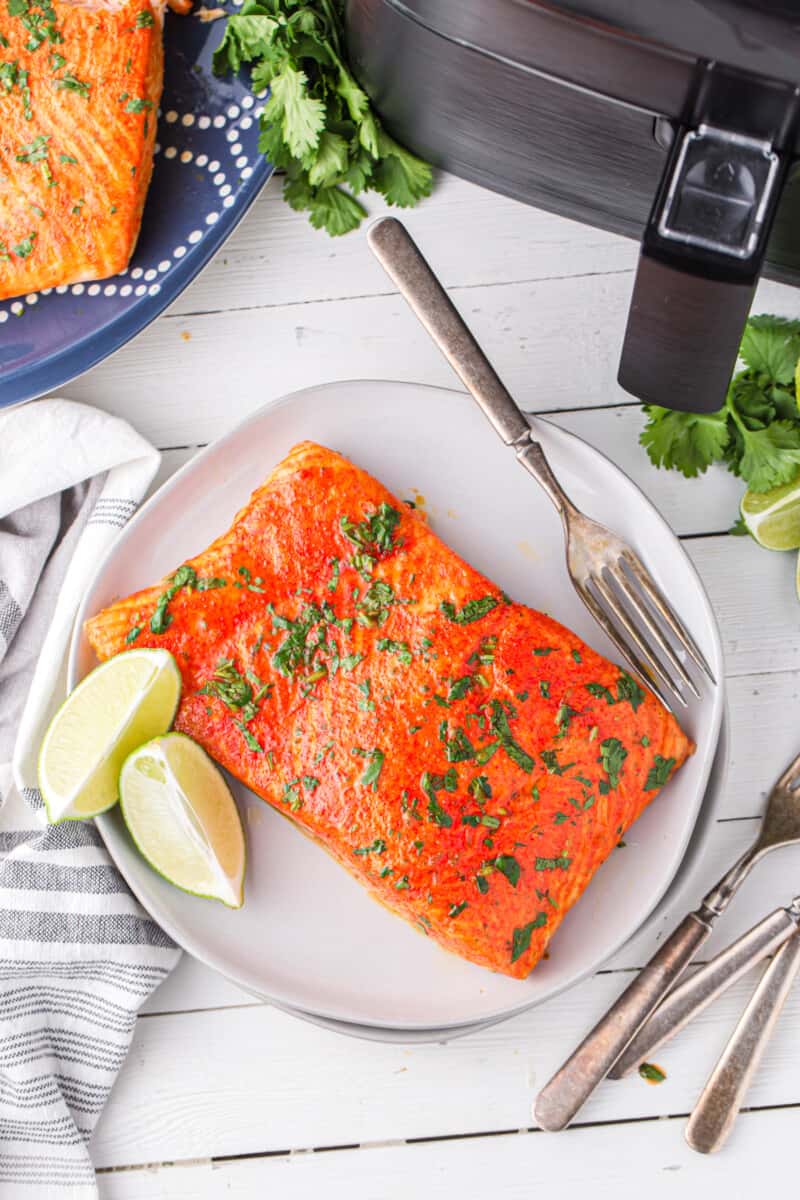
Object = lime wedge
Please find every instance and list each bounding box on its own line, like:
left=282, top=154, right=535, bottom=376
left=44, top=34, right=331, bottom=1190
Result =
left=119, top=733, right=245, bottom=908
left=39, top=649, right=182, bottom=823
left=740, top=478, right=800, bottom=550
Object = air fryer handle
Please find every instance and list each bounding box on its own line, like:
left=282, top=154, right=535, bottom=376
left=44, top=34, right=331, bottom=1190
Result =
left=618, top=255, right=756, bottom=414
left=619, top=119, right=787, bottom=414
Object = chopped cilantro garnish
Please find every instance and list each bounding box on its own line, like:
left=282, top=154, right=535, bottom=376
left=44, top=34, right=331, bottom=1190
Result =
left=599, top=737, right=628, bottom=789
left=360, top=748, right=385, bottom=791
left=135, top=8, right=154, bottom=25
left=234, top=721, right=263, bottom=754
left=488, top=699, right=534, bottom=773
left=56, top=72, right=90, bottom=98
left=449, top=900, right=468, bottom=918
left=327, top=557, right=340, bottom=592
left=356, top=579, right=396, bottom=627
left=377, top=637, right=412, bottom=666
left=441, top=725, right=476, bottom=764
left=492, top=854, right=521, bottom=887
left=422, top=770, right=455, bottom=827
left=15, top=133, right=49, bottom=163
left=644, top=755, right=676, bottom=791
left=13, top=232, right=36, bottom=258
left=535, top=856, right=571, bottom=871
left=447, top=674, right=477, bottom=702
left=511, top=913, right=547, bottom=962
left=440, top=596, right=498, bottom=624
left=340, top=503, right=401, bottom=556
left=540, top=749, right=575, bottom=776
left=353, top=838, right=386, bottom=856
left=468, top=774, right=491, bottom=801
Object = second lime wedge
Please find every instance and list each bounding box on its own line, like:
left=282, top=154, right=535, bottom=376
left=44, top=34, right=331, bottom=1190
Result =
left=741, top=477, right=800, bottom=550
left=120, top=733, right=246, bottom=908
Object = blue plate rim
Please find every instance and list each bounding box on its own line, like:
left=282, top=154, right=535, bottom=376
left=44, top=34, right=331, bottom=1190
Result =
left=1, top=160, right=273, bottom=411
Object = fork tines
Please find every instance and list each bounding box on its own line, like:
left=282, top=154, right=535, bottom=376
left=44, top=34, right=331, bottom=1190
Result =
left=580, top=549, right=714, bottom=710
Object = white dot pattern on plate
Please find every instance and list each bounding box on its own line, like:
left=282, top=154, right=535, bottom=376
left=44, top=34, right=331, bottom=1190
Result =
left=0, top=100, right=266, bottom=324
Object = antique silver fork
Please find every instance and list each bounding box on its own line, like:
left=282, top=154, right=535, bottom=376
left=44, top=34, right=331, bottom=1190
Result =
left=367, top=217, right=713, bottom=709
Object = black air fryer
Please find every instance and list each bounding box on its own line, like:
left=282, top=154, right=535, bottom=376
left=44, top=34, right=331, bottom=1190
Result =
left=345, top=0, right=800, bottom=413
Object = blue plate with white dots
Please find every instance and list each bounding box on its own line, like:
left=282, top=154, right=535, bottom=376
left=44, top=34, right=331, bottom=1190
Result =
left=0, top=10, right=272, bottom=410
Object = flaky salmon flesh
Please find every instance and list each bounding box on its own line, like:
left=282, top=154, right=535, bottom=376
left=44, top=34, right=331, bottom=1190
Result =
left=85, top=443, right=694, bottom=979
left=0, top=0, right=164, bottom=299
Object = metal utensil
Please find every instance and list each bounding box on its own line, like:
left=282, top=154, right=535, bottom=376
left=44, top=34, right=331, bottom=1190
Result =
left=534, top=748, right=800, bottom=1131
left=366, top=216, right=713, bottom=710
left=610, top=897, right=800, bottom=1078
left=686, top=927, right=800, bottom=1153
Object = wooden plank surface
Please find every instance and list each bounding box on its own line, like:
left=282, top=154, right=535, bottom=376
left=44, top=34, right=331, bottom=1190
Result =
left=97, top=1105, right=800, bottom=1200
left=26, top=169, right=800, bottom=1186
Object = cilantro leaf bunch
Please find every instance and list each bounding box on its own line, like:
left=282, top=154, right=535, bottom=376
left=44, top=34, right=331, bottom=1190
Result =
left=640, top=315, right=800, bottom=493
left=212, top=0, right=433, bottom=235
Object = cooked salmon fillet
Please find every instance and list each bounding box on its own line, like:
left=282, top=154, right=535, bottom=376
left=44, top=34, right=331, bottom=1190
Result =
left=85, top=443, right=694, bottom=979
left=0, top=0, right=164, bottom=300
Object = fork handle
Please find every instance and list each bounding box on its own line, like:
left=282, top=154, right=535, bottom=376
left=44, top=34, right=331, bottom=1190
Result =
left=686, top=930, right=800, bottom=1154
left=535, top=912, right=711, bottom=1131
left=366, top=217, right=531, bottom=447
left=609, top=905, right=799, bottom=1079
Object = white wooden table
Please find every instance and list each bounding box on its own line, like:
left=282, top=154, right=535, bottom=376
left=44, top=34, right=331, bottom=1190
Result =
left=56, top=173, right=800, bottom=1196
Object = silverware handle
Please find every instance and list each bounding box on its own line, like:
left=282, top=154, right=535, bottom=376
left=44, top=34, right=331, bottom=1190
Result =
left=366, top=217, right=531, bottom=447
left=534, top=912, right=711, bottom=1131
left=686, top=931, right=800, bottom=1154
left=609, top=906, right=799, bottom=1079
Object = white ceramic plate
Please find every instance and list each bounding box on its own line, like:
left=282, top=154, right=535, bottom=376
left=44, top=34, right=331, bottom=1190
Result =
left=70, top=380, right=724, bottom=1030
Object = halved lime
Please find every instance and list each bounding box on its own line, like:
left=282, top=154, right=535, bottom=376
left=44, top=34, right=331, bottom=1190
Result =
left=119, top=733, right=245, bottom=908
left=39, top=649, right=182, bottom=823
left=740, top=478, right=800, bottom=550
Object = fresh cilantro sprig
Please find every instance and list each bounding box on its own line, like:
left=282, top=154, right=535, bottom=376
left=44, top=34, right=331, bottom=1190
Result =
left=212, top=0, right=433, bottom=236
left=640, top=315, right=800, bottom=493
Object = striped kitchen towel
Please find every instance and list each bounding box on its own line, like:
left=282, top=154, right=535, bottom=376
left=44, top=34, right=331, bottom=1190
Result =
left=0, top=399, right=181, bottom=1197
